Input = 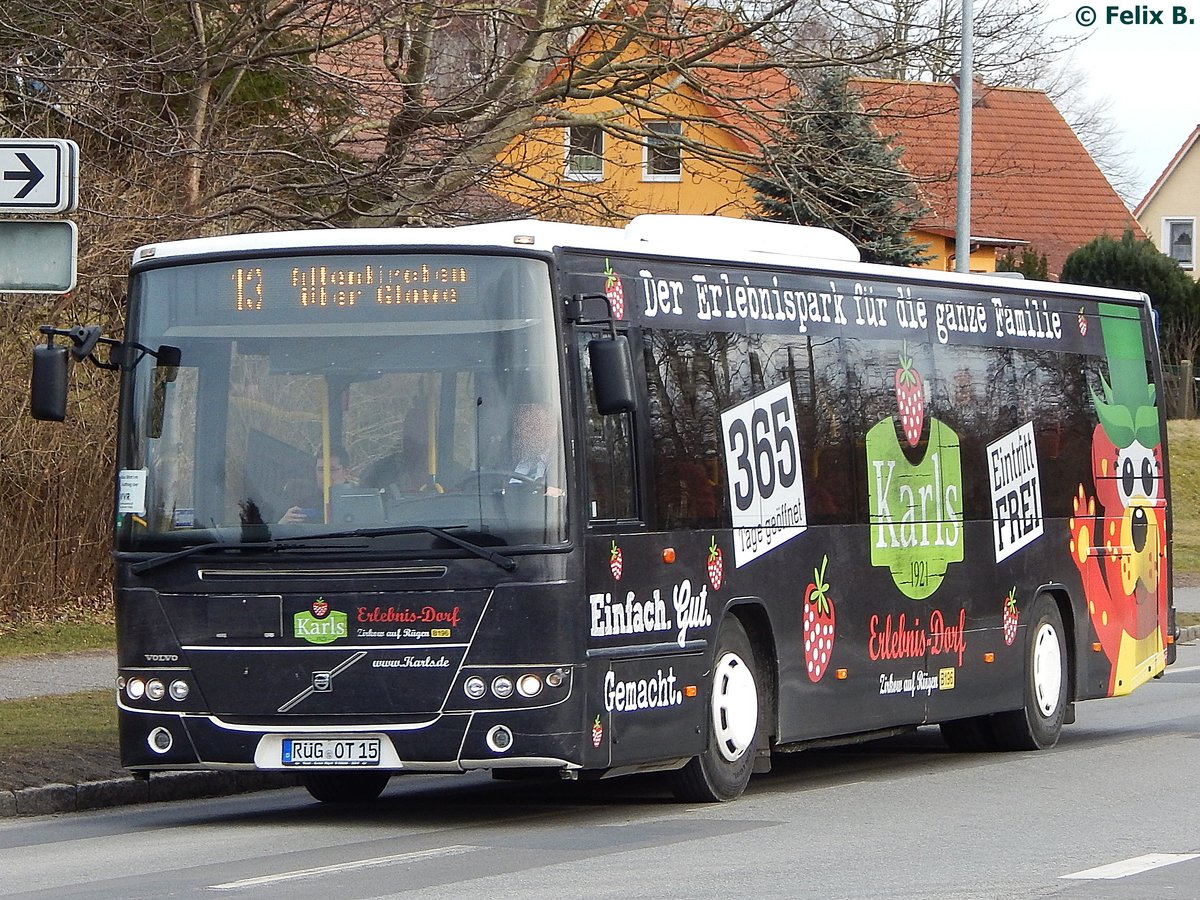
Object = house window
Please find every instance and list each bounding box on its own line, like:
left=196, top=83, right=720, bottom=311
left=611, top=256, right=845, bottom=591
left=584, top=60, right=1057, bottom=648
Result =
left=1166, top=218, right=1195, bottom=269
left=565, top=126, right=604, bottom=180
left=643, top=121, right=682, bottom=181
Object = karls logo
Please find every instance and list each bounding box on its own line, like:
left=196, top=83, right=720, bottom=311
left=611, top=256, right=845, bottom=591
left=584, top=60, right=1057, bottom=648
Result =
left=294, top=598, right=348, bottom=645
left=865, top=352, right=963, bottom=599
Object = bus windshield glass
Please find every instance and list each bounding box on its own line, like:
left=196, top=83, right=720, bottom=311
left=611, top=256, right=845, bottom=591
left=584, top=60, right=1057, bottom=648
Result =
left=116, top=252, right=566, bottom=551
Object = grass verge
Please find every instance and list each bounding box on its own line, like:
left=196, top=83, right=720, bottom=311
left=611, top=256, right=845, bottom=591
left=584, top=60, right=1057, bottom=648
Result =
left=0, top=620, right=115, bottom=661
left=0, top=690, right=122, bottom=792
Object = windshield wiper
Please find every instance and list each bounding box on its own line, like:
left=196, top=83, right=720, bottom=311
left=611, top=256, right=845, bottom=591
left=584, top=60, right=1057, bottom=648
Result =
left=128, top=524, right=516, bottom=575
left=308, top=524, right=518, bottom=572
left=128, top=538, right=370, bottom=575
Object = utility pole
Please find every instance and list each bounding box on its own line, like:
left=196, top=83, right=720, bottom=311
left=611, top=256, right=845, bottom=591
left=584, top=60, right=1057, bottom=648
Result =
left=955, top=0, right=973, bottom=273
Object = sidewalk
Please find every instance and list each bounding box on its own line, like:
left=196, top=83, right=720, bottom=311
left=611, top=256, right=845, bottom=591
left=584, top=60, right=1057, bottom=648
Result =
left=3, top=587, right=1199, bottom=817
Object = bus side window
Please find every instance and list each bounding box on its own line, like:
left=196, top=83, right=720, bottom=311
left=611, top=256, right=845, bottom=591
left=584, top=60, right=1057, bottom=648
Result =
left=580, top=334, right=637, bottom=521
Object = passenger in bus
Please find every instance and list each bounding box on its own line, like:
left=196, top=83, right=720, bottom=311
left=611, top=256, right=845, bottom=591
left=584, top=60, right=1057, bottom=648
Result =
left=362, top=437, right=442, bottom=497
left=279, top=447, right=353, bottom=523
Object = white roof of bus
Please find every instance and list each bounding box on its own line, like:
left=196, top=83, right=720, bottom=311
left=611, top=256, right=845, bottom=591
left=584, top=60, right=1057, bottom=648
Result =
left=131, top=215, right=1148, bottom=305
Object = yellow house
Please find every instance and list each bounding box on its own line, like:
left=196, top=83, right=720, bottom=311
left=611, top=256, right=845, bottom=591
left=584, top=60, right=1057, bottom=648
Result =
left=1135, top=125, right=1199, bottom=279
left=493, top=18, right=1139, bottom=276
left=492, top=22, right=792, bottom=225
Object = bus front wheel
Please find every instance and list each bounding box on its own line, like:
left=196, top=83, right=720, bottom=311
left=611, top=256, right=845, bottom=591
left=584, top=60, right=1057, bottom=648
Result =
left=301, top=771, right=391, bottom=804
left=990, top=593, right=1068, bottom=750
left=670, top=616, right=760, bottom=803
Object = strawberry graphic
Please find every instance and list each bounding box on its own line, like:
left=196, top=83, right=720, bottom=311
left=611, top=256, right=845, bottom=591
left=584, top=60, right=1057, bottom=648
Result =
left=609, top=540, right=624, bottom=580
left=604, top=258, right=625, bottom=319
left=311, top=598, right=330, bottom=619
left=802, top=556, right=836, bottom=683
left=1003, top=587, right=1018, bottom=646
left=591, top=715, right=604, bottom=748
left=895, top=347, right=924, bottom=447
left=1078, top=307, right=1088, bottom=337
left=706, top=536, right=724, bottom=591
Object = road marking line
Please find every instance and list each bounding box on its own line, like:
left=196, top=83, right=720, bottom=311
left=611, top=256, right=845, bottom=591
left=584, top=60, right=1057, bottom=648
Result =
left=1061, top=853, right=1200, bottom=880
left=1165, top=664, right=1200, bottom=674
left=207, top=845, right=480, bottom=890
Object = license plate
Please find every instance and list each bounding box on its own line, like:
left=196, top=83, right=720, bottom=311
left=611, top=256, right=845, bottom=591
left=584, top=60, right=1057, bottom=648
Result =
left=281, top=737, right=381, bottom=767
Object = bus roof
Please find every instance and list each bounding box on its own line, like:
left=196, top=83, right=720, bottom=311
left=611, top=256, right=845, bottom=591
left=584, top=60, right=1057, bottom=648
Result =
left=130, top=216, right=1150, bottom=307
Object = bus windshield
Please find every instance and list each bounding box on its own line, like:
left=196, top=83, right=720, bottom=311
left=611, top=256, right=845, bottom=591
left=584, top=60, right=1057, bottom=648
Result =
left=116, top=252, right=566, bottom=551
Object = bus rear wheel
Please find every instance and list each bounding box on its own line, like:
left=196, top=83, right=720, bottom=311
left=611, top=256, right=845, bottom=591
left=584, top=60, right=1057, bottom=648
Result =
left=670, top=616, right=760, bottom=803
left=301, top=771, right=391, bottom=803
left=990, top=593, right=1068, bottom=750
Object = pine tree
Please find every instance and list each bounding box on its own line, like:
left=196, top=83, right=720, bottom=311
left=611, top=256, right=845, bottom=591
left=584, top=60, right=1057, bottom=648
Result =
left=749, top=72, right=929, bottom=266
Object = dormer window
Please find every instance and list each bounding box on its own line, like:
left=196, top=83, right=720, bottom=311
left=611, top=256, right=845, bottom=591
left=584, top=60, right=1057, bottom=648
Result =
left=643, top=121, right=682, bottom=181
left=565, top=126, right=604, bottom=181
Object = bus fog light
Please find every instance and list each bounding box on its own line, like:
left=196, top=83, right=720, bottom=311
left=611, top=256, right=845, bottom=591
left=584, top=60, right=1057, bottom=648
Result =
left=516, top=674, right=542, bottom=697
left=464, top=676, right=487, bottom=700
left=148, top=727, right=173, bottom=754
left=126, top=678, right=146, bottom=700
left=486, top=725, right=514, bottom=753
left=169, top=680, right=190, bottom=701
left=146, top=679, right=166, bottom=701
left=491, top=676, right=514, bottom=699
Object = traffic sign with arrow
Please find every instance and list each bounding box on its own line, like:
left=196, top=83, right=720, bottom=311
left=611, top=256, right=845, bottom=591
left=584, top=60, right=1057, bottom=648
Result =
left=0, top=139, right=78, bottom=214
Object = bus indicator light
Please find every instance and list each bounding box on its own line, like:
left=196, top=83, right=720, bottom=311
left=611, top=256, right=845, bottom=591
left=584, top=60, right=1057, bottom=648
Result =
left=984, top=652, right=995, bottom=663
left=662, top=547, right=676, bottom=564
left=835, top=668, right=848, bottom=680
left=684, top=685, right=698, bottom=698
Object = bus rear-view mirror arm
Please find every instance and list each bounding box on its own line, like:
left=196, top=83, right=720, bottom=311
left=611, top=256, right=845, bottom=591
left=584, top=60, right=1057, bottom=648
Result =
left=30, top=325, right=181, bottom=422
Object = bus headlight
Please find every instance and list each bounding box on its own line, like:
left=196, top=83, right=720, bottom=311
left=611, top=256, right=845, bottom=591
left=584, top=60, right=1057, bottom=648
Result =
left=491, top=676, right=514, bottom=699
left=516, top=674, right=543, bottom=698
left=169, top=680, right=190, bottom=701
left=464, top=676, right=487, bottom=700
left=146, top=679, right=166, bottom=701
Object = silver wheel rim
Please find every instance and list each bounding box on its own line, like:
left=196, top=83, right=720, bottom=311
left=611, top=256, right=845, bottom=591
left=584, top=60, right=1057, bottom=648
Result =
left=711, top=650, right=758, bottom=763
left=1032, top=622, right=1063, bottom=718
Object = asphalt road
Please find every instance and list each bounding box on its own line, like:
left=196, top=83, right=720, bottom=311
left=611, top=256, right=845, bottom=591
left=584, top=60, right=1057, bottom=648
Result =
left=4, top=641, right=1200, bottom=898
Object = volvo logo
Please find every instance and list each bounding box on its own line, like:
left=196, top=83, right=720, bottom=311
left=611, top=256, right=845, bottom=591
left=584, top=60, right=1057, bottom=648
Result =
left=278, top=651, right=366, bottom=712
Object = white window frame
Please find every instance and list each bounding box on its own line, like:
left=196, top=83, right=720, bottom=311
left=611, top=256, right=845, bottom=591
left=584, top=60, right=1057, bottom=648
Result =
left=564, top=125, right=604, bottom=182
left=642, top=121, right=682, bottom=182
left=1164, top=217, right=1195, bottom=270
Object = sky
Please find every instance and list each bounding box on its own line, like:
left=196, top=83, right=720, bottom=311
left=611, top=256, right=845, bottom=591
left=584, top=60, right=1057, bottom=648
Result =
left=1042, top=0, right=1199, bottom=206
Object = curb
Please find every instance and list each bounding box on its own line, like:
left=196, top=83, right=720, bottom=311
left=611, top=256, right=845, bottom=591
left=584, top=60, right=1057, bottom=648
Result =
left=0, top=770, right=299, bottom=818
left=1180, top=625, right=1200, bottom=645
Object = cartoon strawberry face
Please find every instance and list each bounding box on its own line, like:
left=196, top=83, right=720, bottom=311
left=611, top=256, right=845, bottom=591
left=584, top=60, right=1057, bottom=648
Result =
left=706, top=537, right=724, bottom=591
left=591, top=715, right=604, bottom=748
left=1002, top=587, right=1018, bottom=646
left=604, top=259, right=625, bottom=320
left=311, top=598, right=330, bottom=619
left=609, top=540, right=623, bottom=580
left=803, top=556, right=835, bottom=683
left=895, top=348, right=924, bottom=447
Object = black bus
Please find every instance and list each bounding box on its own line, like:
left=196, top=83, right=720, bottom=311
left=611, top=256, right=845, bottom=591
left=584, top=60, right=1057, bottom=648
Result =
left=31, top=215, right=1174, bottom=803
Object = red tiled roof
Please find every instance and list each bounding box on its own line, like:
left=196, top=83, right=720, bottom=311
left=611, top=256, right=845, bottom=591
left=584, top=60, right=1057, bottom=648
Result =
left=850, top=78, right=1144, bottom=276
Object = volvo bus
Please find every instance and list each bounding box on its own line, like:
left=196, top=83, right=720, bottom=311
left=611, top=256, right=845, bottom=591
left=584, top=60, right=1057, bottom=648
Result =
left=31, top=215, right=1175, bottom=804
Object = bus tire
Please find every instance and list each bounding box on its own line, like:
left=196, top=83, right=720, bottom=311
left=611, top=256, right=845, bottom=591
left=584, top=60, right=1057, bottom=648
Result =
left=670, top=615, right=760, bottom=803
left=990, top=593, right=1068, bottom=751
left=301, top=771, right=391, bottom=803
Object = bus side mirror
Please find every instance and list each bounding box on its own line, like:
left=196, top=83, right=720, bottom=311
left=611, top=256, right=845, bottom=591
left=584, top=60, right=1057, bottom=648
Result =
left=588, top=336, right=637, bottom=415
left=30, top=343, right=70, bottom=421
